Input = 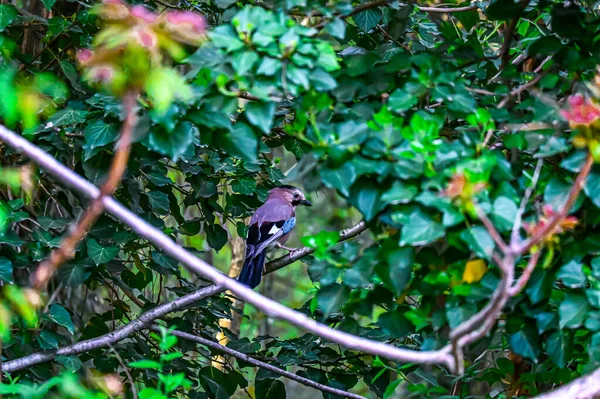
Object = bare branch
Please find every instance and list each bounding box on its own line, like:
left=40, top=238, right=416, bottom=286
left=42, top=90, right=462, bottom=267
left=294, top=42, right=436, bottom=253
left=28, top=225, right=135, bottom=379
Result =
left=530, top=367, right=600, bottom=399
left=0, top=124, right=456, bottom=371
left=516, top=153, right=594, bottom=255
left=418, top=5, right=478, bottom=13
left=152, top=326, right=367, bottom=399
left=508, top=250, right=542, bottom=296
left=475, top=207, right=510, bottom=255
left=30, top=92, right=139, bottom=290
left=511, top=158, right=544, bottom=245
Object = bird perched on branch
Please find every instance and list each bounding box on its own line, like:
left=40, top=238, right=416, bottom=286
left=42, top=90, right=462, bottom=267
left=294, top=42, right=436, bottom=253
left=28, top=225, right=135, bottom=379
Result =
left=237, top=185, right=312, bottom=289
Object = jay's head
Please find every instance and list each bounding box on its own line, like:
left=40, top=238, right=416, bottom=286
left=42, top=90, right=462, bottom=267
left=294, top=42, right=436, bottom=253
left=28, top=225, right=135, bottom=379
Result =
left=268, top=185, right=312, bottom=207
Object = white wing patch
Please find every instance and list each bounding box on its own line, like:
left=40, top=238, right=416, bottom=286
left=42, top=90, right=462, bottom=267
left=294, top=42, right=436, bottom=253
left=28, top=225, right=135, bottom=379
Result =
left=268, top=224, right=281, bottom=235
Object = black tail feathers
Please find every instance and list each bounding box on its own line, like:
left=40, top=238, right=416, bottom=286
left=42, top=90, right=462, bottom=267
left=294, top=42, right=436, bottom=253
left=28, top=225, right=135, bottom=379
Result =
left=237, top=250, right=267, bottom=289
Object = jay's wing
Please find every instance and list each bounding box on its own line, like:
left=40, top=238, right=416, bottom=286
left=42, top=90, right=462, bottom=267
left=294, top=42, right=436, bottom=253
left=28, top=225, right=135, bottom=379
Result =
left=246, top=217, right=296, bottom=258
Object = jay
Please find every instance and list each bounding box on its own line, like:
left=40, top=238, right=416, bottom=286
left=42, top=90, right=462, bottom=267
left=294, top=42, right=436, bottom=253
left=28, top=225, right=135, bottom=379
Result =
left=237, top=185, right=312, bottom=288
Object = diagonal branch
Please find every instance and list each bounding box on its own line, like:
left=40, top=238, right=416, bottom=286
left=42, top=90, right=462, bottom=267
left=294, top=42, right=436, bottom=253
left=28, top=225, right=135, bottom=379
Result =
left=151, top=326, right=367, bottom=399
left=0, top=124, right=456, bottom=371
left=30, top=92, right=139, bottom=290
left=515, top=153, right=594, bottom=255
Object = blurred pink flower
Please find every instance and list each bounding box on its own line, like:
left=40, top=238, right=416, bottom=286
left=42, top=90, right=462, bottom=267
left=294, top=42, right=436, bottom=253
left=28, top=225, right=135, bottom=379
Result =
left=90, top=66, right=114, bottom=83
left=166, top=11, right=206, bottom=33
left=561, top=94, right=600, bottom=126
left=131, top=5, right=157, bottom=23
left=77, top=49, right=93, bottom=64
left=133, top=27, right=158, bottom=48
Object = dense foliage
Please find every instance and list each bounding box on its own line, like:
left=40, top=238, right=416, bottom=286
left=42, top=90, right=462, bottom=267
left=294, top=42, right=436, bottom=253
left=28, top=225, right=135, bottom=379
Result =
left=2, top=0, right=600, bottom=398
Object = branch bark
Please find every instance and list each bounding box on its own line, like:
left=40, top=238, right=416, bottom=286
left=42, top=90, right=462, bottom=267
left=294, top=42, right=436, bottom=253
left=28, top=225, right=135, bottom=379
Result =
left=30, top=92, right=139, bottom=290
left=151, top=326, right=367, bottom=399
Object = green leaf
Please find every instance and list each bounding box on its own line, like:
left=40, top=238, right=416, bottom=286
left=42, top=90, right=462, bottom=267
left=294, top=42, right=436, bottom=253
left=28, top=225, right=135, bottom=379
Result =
left=38, top=330, right=59, bottom=349
left=231, top=178, right=257, bottom=195
left=460, top=226, right=495, bottom=260
left=381, top=181, right=418, bottom=205
left=559, top=293, right=589, bottom=329
left=378, top=309, right=411, bottom=338
left=546, top=331, right=569, bottom=368
left=376, top=247, right=413, bottom=294
left=590, top=332, right=600, bottom=365
left=400, top=208, right=444, bottom=246
left=41, top=0, right=56, bottom=10
left=130, top=360, right=162, bottom=370
left=491, top=197, right=518, bottom=232
left=509, top=325, right=540, bottom=361
left=545, top=177, right=583, bottom=213
left=245, top=102, right=275, bottom=134
left=349, top=181, right=384, bottom=221
left=353, top=8, right=382, bottom=32
left=83, top=120, right=118, bottom=160
left=206, top=223, right=228, bottom=252
left=44, top=108, right=88, bottom=129
left=317, top=283, right=349, bottom=317
left=557, top=260, right=585, bottom=288
left=87, top=239, right=118, bottom=265
left=525, top=270, right=553, bottom=305
left=232, top=51, right=259, bottom=76
left=147, top=121, right=197, bottom=162
left=48, top=304, right=75, bottom=334
left=255, top=379, right=286, bottom=399
left=147, top=191, right=170, bottom=215
left=59, top=264, right=91, bottom=286
left=219, top=123, right=259, bottom=163
left=0, top=5, right=17, bottom=32
left=320, top=163, right=356, bottom=197
left=585, top=170, right=600, bottom=209
left=0, top=256, right=13, bottom=284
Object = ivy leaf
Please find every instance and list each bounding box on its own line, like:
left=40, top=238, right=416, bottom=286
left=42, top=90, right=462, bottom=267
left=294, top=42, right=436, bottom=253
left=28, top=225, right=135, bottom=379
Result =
left=147, top=121, right=197, bottom=162
left=48, top=304, right=75, bottom=334
left=317, top=283, right=349, bottom=317
left=584, top=170, right=600, bottom=209
left=559, top=293, right=589, bottom=329
left=59, top=264, right=91, bottom=286
left=378, top=309, right=411, bottom=338
left=87, top=239, right=118, bottom=265
left=147, top=191, right=170, bottom=215
left=400, top=208, right=444, bottom=246
left=83, top=120, right=118, bottom=160
left=255, top=379, right=286, bottom=399
left=0, top=5, right=17, bottom=32
left=349, top=182, right=384, bottom=221
left=206, top=224, right=228, bottom=252
left=218, top=123, right=259, bottom=163
left=353, top=8, right=382, bottom=32
left=557, top=260, right=585, bottom=288
left=509, top=325, right=540, bottom=361
left=245, top=102, right=275, bottom=134
left=376, top=247, right=413, bottom=294
left=0, top=257, right=13, bottom=284
left=320, top=163, right=356, bottom=197
left=460, top=226, right=494, bottom=260
left=545, top=331, right=569, bottom=368
left=491, top=197, right=518, bottom=232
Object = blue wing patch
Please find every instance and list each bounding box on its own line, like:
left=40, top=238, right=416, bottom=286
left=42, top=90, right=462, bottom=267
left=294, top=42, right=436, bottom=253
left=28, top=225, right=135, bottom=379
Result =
left=282, top=217, right=296, bottom=234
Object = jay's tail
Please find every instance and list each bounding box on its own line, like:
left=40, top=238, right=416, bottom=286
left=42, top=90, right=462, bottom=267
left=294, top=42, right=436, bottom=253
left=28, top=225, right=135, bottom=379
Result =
left=237, top=250, right=267, bottom=289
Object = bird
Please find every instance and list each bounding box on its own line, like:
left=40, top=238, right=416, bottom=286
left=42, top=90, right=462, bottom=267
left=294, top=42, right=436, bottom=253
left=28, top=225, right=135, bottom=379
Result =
left=237, top=185, right=312, bottom=289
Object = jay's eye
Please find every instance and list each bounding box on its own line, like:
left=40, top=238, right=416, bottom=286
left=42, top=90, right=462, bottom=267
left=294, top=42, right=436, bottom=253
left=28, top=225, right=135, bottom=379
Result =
left=294, top=193, right=299, bottom=198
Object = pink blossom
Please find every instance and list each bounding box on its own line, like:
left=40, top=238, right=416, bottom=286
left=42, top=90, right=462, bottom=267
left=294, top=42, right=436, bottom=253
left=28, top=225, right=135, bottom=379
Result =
left=133, top=27, right=158, bottom=48
left=561, top=94, right=600, bottom=126
left=90, top=66, right=114, bottom=83
left=166, top=11, right=205, bottom=33
left=77, top=49, right=93, bottom=64
left=131, top=5, right=157, bottom=23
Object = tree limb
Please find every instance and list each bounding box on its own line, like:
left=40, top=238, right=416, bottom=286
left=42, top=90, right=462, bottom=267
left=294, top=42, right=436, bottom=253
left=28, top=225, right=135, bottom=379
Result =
left=151, top=326, right=367, bottom=399
left=530, top=367, right=600, bottom=399
left=30, top=92, right=139, bottom=290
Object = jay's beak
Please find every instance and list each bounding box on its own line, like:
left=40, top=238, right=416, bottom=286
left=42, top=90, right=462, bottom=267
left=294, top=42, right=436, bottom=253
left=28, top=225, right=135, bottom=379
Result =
left=301, top=199, right=312, bottom=206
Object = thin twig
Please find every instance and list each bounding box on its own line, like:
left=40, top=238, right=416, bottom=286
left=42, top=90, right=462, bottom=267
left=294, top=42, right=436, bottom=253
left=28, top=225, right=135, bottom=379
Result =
left=151, top=326, right=367, bottom=399
left=508, top=250, right=542, bottom=296
left=109, top=345, right=139, bottom=399
left=418, top=4, right=478, bottom=13
left=511, top=158, right=544, bottom=245
left=30, top=91, right=139, bottom=290
left=497, top=72, right=547, bottom=109
left=517, top=153, right=594, bottom=255
left=475, top=207, right=510, bottom=255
